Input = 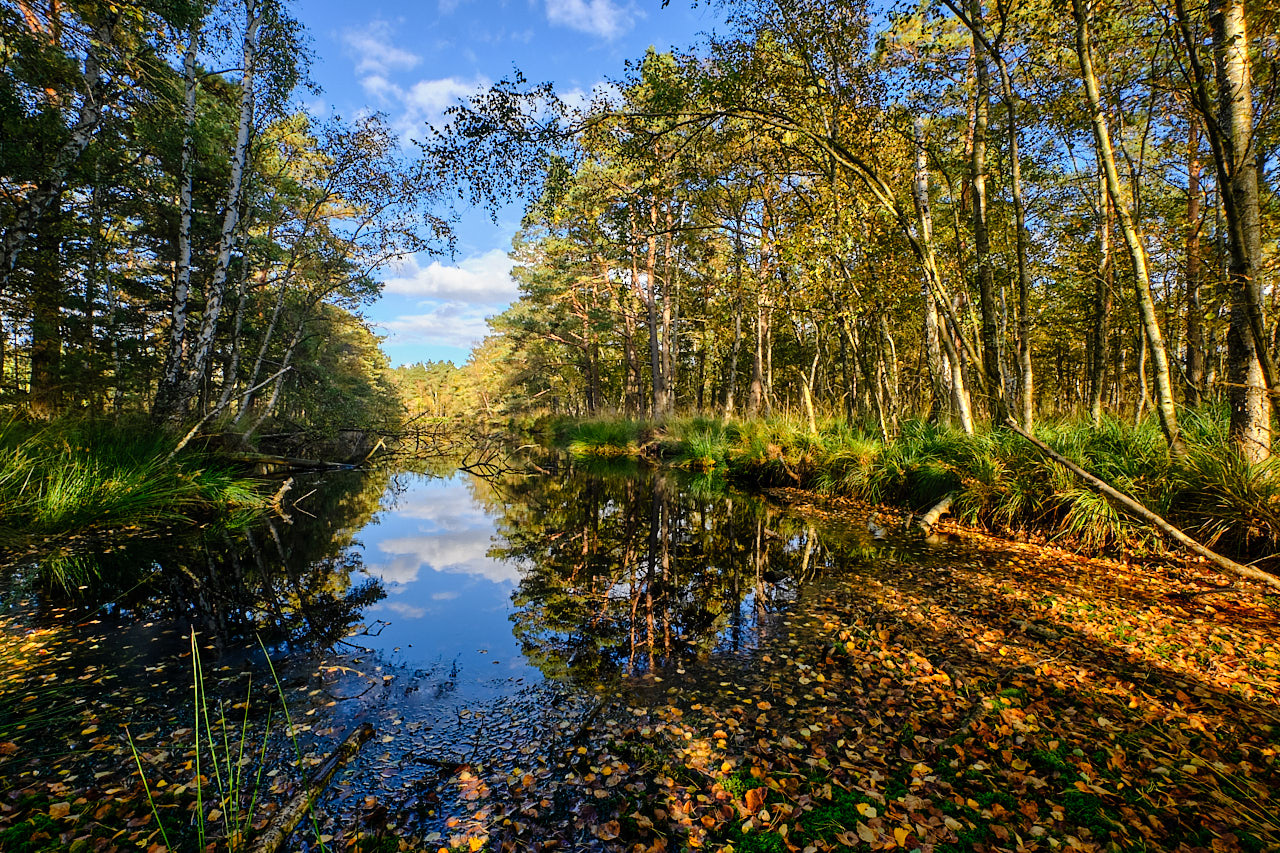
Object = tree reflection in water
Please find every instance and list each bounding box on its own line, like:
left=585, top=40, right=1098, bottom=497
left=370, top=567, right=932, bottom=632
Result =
left=17, top=467, right=396, bottom=650
left=486, top=460, right=838, bottom=683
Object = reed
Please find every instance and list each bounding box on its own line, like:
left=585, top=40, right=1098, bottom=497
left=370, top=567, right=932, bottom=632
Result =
left=127, top=632, right=324, bottom=852
left=0, top=417, right=265, bottom=546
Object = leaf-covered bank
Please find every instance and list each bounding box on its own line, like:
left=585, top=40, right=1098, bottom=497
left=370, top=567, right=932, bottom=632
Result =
left=551, top=412, right=1280, bottom=568
left=0, top=419, right=267, bottom=565
left=454, top=508, right=1280, bottom=852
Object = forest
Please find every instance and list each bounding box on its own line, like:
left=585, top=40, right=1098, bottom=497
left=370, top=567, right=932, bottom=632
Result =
left=1, top=0, right=429, bottom=435
left=432, top=0, right=1278, bottom=463
left=4, top=0, right=1278, bottom=473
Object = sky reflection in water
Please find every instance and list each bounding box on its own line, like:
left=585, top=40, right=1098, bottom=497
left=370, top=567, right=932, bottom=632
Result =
left=353, top=473, right=536, bottom=682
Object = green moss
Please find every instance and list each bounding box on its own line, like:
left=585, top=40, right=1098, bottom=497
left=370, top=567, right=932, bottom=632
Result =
left=1059, top=789, right=1116, bottom=837
left=1028, top=748, right=1072, bottom=775
left=719, top=768, right=765, bottom=799
left=0, top=813, right=59, bottom=853
left=797, top=786, right=877, bottom=842
left=725, top=829, right=787, bottom=853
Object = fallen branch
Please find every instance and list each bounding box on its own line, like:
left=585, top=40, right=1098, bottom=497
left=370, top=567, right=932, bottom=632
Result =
left=248, top=722, right=374, bottom=853
left=1004, top=419, right=1280, bottom=591
left=164, top=367, right=291, bottom=463
left=916, top=492, right=955, bottom=535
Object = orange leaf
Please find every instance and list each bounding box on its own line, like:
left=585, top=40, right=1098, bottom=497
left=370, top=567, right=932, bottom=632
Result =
left=744, top=787, right=766, bottom=814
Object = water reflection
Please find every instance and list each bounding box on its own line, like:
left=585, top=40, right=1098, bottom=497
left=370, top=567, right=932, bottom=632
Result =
left=5, top=459, right=892, bottom=689
left=486, top=462, right=837, bottom=682
left=5, top=467, right=395, bottom=650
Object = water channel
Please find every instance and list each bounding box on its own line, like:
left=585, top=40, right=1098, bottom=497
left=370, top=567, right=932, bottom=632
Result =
left=0, top=455, right=914, bottom=846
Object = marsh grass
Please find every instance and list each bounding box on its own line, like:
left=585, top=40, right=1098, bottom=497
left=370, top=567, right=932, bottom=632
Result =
left=128, top=632, right=323, bottom=852
left=551, top=409, right=1280, bottom=560
left=562, top=418, right=647, bottom=457
left=0, top=417, right=265, bottom=547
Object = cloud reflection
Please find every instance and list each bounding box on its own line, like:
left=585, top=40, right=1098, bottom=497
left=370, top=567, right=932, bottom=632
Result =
left=366, top=530, right=519, bottom=586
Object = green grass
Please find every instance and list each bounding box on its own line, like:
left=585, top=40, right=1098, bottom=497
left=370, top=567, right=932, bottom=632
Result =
left=0, top=416, right=266, bottom=554
left=128, top=632, right=324, bottom=853
left=561, top=417, right=647, bottom=457
left=548, top=409, right=1280, bottom=562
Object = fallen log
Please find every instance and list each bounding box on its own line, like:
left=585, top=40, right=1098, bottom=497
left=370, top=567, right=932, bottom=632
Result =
left=1004, top=418, right=1280, bottom=591
left=248, top=722, right=374, bottom=853
left=225, top=452, right=354, bottom=476
left=916, top=492, right=955, bottom=535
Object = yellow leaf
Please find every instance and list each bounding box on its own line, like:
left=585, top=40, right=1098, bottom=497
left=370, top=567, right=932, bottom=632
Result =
left=894, top=827, right=910, bottom=846
left=469, top=837, right=486, bottom=852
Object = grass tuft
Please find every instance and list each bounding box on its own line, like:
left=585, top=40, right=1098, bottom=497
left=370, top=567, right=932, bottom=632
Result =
left=0, top=416, right=267, bottom=566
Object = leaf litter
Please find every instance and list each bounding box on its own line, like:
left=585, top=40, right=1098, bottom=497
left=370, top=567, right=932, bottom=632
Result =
left=1, top=495, right=1278, bottom=853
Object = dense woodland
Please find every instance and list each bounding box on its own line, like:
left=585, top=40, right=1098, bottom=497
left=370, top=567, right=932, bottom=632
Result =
left=0, top=0, right=435, bottom=439
left=427, top=0, right=1280, bottom=468
left=3, top=0, right=1279, bottom=464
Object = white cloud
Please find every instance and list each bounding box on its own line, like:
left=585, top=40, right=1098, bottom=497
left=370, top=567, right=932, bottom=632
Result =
left=379, top=601, right=427, bottom=619
left=342, top=20, right=421, bottom=76
left=359, top=73, right=491, bottom=141
left=388, top=487, right=495, bottom=526
left=545, top=0, right=638, bottom=39
left=382, top=309, right=494, bottom=351
left=559, top=80, right=622, bottom=114
left=377, top=249, right=517, bottom=351
left=383, top=249, right=517, bottom=302
left=342, top=20, right=487, bottom=143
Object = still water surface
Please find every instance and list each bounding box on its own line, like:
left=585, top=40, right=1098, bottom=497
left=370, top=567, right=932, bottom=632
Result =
left=0, top=458, right=892, bottom=839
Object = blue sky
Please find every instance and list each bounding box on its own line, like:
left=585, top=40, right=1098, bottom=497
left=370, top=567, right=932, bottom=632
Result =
left=297, top=0, right=725, bottom=366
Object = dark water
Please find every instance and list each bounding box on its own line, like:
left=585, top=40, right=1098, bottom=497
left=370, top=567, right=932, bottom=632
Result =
left=0, top=457, right=894, bottom=840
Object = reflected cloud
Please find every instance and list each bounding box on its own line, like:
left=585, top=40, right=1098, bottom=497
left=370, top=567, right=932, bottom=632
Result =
left=379, top=601, right=427, bottom=619
left=367, top=530, right=520, bottom=586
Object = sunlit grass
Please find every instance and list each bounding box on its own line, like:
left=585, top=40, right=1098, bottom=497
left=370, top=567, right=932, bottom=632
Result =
left=0, top=417, right=267, bottom=547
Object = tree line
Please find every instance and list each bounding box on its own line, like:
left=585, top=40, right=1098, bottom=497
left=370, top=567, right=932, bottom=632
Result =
left=1, top=0, right=442, bottom=438
left=437, top=0, right=1278, bottom=464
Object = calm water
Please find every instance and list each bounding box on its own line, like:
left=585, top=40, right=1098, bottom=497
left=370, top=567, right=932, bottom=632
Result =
left=0, top=458, right=894, bottom=838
